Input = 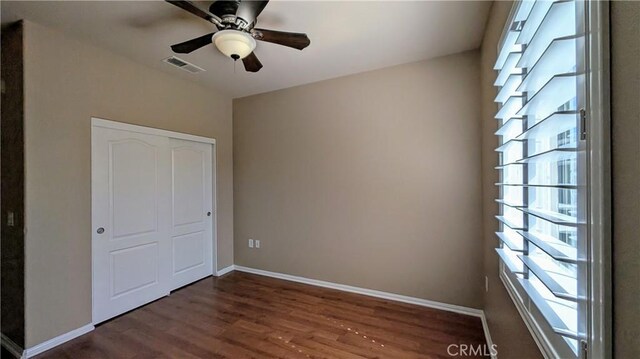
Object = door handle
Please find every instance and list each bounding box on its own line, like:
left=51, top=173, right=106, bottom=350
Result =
left=97, top=227, right=105, bottom=234
left=207, top=212, right=212, bottom=217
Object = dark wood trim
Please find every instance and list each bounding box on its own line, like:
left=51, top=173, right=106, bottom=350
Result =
left=1, top=20, right=26, bottom=349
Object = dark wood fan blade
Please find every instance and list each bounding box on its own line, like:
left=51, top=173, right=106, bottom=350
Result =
left=165, top=0, right=217, bottom=23
left=236, top=0, right=269, bottom=26
left=253, top=28, right=310, bottom=50
left=242, top=52, right=263, bottom=72
left=170, top=32, right=216, bottom=54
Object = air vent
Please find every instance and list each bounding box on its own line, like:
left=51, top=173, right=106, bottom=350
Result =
left=162, top=56, right=205, bottom=74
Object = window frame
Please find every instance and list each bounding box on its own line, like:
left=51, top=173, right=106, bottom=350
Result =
left=494, top=1, right=611, bottom=358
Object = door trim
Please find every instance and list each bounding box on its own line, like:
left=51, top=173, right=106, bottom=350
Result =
left=91, top=117, right=216, bottom=145
left=91, top=117, right=218, bottom=325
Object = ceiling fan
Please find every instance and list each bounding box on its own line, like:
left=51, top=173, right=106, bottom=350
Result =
left=165, top=0, right=310, bottom=73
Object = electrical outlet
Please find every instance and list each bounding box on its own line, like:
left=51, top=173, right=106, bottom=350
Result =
left=248, top=239, right=254, bottom=248
left=255, top=240, right=260, bottom=248
left=485, top=276, right=489, bottom=292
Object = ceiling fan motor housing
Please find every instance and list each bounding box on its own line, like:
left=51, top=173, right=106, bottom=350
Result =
left=209, top=0, right=240, bottom=17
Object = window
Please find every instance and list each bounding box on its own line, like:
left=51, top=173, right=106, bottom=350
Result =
left=493, top=1, right=609, bottom=358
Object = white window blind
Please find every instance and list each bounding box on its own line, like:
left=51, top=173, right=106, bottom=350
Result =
left=493, top=1, right=593, bottom=357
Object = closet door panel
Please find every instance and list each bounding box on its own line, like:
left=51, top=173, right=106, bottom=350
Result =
left=92, top=127, right=171, bottom=324
left=169, top=139, right=213, bottom=290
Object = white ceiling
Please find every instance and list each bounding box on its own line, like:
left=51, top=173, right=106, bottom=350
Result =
left=1, top=1, right=491, bottom=98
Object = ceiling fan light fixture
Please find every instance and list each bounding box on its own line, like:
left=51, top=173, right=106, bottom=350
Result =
left=212, top=30, right=256, bottom=60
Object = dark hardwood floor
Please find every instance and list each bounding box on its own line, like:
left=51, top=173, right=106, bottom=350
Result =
left=35, top=272, right=488, bottom=359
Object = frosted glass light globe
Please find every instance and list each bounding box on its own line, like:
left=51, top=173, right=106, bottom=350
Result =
left=212, top=30, right=257, bottom=60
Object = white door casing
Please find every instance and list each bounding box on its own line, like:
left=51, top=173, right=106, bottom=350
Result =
left=92, top=118, right=216, bottom=324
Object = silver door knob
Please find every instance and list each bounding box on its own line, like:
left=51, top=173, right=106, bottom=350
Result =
left=97, top=227, right=105, bottom=234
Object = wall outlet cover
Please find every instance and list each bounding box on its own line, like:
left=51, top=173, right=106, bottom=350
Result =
left=248, top=239, right=254, bottom=248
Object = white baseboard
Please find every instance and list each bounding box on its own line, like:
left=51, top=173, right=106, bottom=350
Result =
left=480, top=313, right=497, bottom=358
left=233, top=265, right=483, bottom=317
left=24, top=324, right=94, bottom=358
left=1, top=332, right=24, bottom=358
left=215, top=264, right=235, bottom=277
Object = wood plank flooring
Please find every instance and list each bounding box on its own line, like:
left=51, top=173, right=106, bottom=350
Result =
left=35, top=272, right=488, bottom=359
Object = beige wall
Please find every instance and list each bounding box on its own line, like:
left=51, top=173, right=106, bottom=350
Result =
left=611, top=1, right=640, bottom=357
left=479, top=2, right=542, bottom=358
left=233, top=51, right=484, bottom=308
left=22, top=21, right=233, bottom=347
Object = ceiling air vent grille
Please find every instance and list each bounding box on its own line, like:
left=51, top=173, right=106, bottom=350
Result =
left=162, top=56, right=205, bottom=74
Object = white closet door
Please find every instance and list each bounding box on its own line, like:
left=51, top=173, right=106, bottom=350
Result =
left=169, top=138, right=213, bottom=290
left=92, top=127, right=171, bottom=324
